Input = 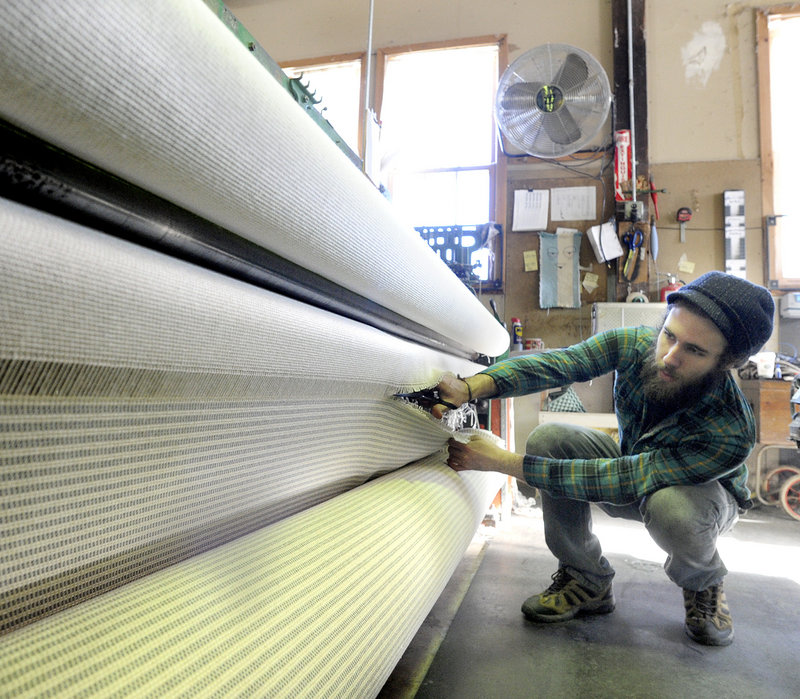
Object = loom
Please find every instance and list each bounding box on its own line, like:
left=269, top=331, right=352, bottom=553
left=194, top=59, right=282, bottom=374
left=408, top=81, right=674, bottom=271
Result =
left=0, top=1, right=511, bottom=696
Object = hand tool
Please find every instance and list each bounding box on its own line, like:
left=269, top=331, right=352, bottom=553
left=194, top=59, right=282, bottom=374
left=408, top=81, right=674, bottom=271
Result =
left=677, top=206, right=692, bottom=243
left=621, top=228, right=643, bottom=281
left=394, top=388, right=461, bottom=411
left=650, top=215, right=659, bottom=261
left=649, top=179, right=660, bottom=220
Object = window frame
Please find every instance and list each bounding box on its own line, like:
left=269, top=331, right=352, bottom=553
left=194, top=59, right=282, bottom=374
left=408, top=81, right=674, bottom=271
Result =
left=374, top=35, right=507, bottom=234
left=283, top=35, right=508, bottom=291
left=280, top=51, right=368, bottom=161
left=757, top=5, right=800, bottom=289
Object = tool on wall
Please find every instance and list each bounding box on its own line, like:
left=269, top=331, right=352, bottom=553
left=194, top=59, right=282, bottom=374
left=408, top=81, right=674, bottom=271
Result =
left=650, top=215, right=659, bottom=261
left=677, top=206, right=692, bottom=243
left=621, top=227, right=644, bottom=281
left=649, top=179, right=660, bottom=220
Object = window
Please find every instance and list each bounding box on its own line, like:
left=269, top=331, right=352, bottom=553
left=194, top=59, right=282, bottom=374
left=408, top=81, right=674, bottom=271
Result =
left=758, top=7, right=800, bottom=288
left=281, top=54, right=365, bottom=158
left=376, top=42, right=499, bottom=227
left=283, top=36, right=507, bottom=289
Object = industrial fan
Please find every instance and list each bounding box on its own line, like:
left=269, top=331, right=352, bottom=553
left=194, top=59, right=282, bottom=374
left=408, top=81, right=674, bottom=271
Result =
left=495, top=43, right=612, bottom=158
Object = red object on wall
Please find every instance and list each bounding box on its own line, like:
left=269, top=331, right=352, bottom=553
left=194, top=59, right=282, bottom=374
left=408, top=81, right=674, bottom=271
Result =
left=660, top=276, right=682, bottom=302
left=614, top=130, right=632, bottom=202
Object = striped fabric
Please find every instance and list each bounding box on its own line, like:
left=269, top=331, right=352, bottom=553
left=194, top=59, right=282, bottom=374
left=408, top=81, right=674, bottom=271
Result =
left=0, top=3, right=509, bottom=693
left=1, top=456, right=501, bottom=697
left=0, top=197, right=493, bottom=627
left=0, top=0, right=507, bottom=359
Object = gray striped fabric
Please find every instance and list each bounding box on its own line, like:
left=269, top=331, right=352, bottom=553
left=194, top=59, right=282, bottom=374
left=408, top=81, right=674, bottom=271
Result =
left=0, top=1, right=508, bottom=694
left=0, top=199, right=503, bottom=694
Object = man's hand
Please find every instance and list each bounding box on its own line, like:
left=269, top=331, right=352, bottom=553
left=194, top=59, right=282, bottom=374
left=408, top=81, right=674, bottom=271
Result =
left=430, top=373, right=470, bottom=419
left=447, top=435, right=525, bottom=480
left=430, top=372, right=498, bottom=419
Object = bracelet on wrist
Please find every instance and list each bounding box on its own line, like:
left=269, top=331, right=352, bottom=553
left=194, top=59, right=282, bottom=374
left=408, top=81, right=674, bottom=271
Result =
left=458, top=375, right=473, bottom=402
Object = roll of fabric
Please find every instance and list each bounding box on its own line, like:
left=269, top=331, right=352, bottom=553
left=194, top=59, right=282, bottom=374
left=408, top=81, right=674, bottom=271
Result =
left=0, top=0, right=508, bottom=358
left=0, top=456, right=502, bottom=698
left=0, top=3, right=511, bottom=692
left=0, top=197, right=489, bottom=633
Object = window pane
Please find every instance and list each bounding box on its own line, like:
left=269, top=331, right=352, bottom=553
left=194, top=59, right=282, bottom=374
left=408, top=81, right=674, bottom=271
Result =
left=454, top=169, right=490, bottom=224
left=283, top=60, right=362, bottom=156
left=391, top=171, right=457, bottom=226
left=770, top=16, right=800, bottom=278
left=390, top=168, right=489, bottom=227
left=380, top=45, right=498, bottom=172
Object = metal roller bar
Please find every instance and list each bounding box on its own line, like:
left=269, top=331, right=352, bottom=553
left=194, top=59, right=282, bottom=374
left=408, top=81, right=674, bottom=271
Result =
left=0, top=121, right=479, bottom=362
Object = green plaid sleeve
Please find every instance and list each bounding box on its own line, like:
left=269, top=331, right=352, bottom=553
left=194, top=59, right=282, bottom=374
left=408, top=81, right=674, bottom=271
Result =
left=483, top=326, right=756, bottom=506
left=481, top=329, right=627, bottom=397
left=522, top=427, right=753, bottom=505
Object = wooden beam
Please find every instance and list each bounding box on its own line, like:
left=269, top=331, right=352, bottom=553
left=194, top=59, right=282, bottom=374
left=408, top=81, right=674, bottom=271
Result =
left=612, top=0, right=648, bottom=200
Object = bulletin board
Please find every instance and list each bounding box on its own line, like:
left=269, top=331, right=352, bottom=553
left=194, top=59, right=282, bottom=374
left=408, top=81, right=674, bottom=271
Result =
left=503, top=173, right=620, bottom=348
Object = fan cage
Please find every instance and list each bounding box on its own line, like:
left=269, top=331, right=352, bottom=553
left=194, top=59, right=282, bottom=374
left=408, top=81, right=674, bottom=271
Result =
left=495, top=43, right=612, bottom=158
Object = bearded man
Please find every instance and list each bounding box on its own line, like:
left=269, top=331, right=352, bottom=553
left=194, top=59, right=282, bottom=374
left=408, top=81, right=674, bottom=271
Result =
left=433, top=271, right=774, bottom=647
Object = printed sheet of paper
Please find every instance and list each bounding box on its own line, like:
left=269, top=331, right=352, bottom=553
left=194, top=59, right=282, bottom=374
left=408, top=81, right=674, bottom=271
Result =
left=582, top=272, right=599, bottom=293
left=512, top=189, right=549, bottom=231
left=550, top=186, right=596, bottom=221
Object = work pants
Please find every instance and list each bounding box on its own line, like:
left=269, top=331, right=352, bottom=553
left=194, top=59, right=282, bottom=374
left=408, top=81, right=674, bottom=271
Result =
left=526, top=422, right=740, bottom=593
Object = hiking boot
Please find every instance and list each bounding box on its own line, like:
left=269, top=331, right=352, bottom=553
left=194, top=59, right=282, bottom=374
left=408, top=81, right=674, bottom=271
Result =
left=683, top=584, right=734, bottom=646
left=521, top=568, right=615, bottom=623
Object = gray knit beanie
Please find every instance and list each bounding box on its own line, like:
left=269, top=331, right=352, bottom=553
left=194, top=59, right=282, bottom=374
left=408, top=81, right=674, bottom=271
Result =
left=666, top=271, right=774, bottom=359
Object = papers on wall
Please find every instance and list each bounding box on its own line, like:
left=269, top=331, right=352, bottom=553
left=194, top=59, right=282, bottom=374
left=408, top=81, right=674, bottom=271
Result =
left=514, top=186, right=599, bottom=231
left=582, top=272, right=599, bottom=293
left=678, top=253, right=696, bottom=274
left=551, top=186, right=596, bottom=221
left=512, top=189, right=548, bottom=231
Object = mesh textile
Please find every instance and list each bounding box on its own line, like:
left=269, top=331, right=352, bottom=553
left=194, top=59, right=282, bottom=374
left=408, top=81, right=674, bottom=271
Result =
left=0, top=199, right=504, bottom=695
left=0, top=0, right=508, bottom=358
left=0, top=0, right=509, bottom=693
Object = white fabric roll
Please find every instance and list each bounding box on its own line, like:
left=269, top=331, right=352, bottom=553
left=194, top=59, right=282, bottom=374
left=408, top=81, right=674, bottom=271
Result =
left=0, top=197, right=488, bottom=625
left=0, top=457, right=503, bottom=698
left=0, top=0, right=509, bottom=358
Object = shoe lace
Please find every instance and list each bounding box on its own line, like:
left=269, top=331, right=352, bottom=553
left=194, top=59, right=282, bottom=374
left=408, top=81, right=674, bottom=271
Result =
left=545, top=568, right=574, bottom=594
left=692, top=586, right=719, bottom=617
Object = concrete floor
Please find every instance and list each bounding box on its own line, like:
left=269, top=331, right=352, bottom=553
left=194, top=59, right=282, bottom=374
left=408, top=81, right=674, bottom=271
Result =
left=381, top=501, right=800, bottom=699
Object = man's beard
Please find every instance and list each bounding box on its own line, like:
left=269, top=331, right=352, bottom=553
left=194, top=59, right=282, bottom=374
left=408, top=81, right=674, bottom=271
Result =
left=640, top=341, right=726, bottom=412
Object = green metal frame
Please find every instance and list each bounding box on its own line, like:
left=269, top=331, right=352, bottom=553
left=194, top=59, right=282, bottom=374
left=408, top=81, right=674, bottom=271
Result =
left=202, top=0, right=362, bottom=168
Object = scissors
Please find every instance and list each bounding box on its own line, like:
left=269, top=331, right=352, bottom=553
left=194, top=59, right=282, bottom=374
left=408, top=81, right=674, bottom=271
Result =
left=394, top=388, right=461, bottom=411
left=621, top=228, right=644, bottom=281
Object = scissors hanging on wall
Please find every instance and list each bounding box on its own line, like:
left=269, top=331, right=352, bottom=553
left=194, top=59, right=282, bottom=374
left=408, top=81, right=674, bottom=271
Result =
left=621, top=228, right=644, bottom=282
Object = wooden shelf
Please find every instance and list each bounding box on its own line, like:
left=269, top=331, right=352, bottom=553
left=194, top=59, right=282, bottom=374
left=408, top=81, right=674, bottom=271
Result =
left=740, top=379, right=794, bottom=445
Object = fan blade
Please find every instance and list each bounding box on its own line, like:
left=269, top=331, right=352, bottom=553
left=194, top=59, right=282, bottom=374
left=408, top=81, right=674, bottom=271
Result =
left=552, top=52, right=589, bottom=93
left=500, top=82, right=545, bottom=111
left=505, top=110, right=545, bottom=149
left=542, top=106, right=581, bottom=145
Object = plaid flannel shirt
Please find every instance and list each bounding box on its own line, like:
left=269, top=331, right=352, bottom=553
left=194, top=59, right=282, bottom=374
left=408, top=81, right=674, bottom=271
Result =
left=482, top=326, right=755, bottom=508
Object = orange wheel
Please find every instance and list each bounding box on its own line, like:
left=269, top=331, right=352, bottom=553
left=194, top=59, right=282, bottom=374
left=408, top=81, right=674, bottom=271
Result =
left=761, top=466, right=800, bottom=505
left=779, top=473, right=800, bottom=522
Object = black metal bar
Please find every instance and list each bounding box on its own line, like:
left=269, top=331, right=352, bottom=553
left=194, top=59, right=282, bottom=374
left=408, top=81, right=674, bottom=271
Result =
left=0, top=120, right=479, bottom=361
left=612, top=0, right=648, bottom=179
